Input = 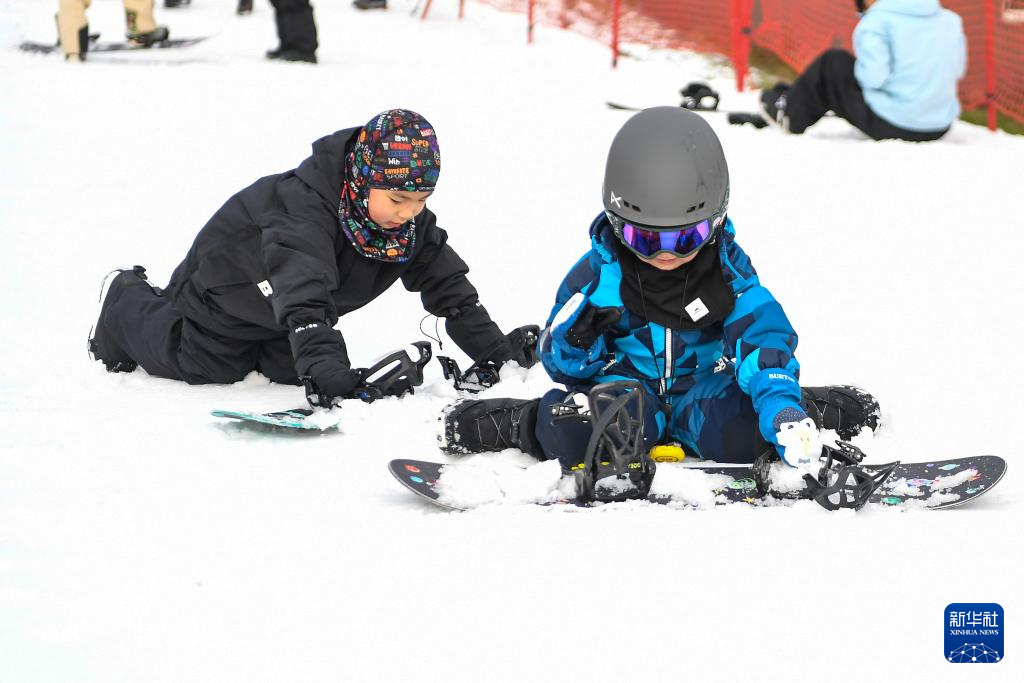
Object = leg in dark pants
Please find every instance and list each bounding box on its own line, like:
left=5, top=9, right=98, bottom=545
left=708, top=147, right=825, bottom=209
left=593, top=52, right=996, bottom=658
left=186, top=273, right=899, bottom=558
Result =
left=256, top=336, right=302, bottom=385
left=269, top=0, right=318, bottom=58
left=786, top=49, right=947, bottom=141
left=101, top=275, right=262, bottom=384
left=667, top=372, right=771, bottom=464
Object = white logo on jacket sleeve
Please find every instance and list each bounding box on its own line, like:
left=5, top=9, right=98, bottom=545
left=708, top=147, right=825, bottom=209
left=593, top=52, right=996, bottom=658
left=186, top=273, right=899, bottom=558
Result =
left=684, top=297, right=709, bottom=322
left=257, top=280, right=274, bottom=297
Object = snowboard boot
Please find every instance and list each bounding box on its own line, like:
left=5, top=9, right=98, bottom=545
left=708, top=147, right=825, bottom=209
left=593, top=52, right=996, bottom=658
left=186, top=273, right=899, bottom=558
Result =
left=440, top=397, right=542, bottom=456
left=164, top=0, right=192, bottom=8
left=801, top=385, right=880, bottom=440
left=266, top=48, right=317, bottom=63
left=353, top=0, right=388, bottom=9
left=87, top=266, right=159, bottom=373
left=237, top=0, right=254, bottom=15
left=127, top=25, right=170, bottom=47
left=55, top=9, right=91, bottom=61
left=759, top=83, right=791, bottom=133
left=67, top=25, right=89, bottom=61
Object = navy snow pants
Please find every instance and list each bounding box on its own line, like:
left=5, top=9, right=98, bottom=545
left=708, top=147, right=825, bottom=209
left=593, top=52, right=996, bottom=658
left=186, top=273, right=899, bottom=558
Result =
left=534, top=372, right=772, bottom=468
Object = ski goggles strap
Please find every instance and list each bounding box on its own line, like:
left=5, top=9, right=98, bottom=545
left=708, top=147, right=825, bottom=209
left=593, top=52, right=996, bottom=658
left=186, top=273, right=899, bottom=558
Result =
left=608, top=211, right=719, bottom=259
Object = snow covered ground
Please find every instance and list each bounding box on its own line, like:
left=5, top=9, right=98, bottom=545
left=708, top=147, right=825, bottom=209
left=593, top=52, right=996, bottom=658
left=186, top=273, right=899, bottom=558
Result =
left=2, top=1, right=1022, bottom=680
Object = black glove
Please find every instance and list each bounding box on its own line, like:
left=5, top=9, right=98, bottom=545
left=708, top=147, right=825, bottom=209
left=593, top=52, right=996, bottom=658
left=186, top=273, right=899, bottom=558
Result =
left=565, top=303, right=621, bottom=350
left=485, top=324, right=541, bottom=369
left=305, top=360, right=365, bottom=407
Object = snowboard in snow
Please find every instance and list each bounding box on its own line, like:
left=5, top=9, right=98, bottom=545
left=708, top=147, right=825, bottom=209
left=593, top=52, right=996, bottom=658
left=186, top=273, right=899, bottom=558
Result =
left=389, top=455, right=1006, bottom=511
left=606, top=102, right=769, bottom=129
left=211, top=408, right=335, bottom=431
left=19, top=35, right=208, bottom=55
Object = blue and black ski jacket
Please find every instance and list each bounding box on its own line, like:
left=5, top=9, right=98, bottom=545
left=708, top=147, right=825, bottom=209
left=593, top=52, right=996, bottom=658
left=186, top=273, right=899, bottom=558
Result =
left=539, top=214, right=804, bottom=425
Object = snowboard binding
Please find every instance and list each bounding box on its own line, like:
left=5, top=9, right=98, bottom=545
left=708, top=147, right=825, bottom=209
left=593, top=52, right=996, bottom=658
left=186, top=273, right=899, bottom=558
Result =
left=437, top=325, right=540, bottom=393
left=303, top=341, right=432, bottom=406
left=753, top=441, right=899, bottom=511
left=436, top=356, right=502, bottom=393
left=680, top=82, right=721, bottom=111
left=575, top=381, right=656, bottom=504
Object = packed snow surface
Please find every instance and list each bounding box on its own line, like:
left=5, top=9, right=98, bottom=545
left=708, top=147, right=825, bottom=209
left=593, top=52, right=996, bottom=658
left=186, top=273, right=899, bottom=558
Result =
left=1, top=1, right=1021, bottom=681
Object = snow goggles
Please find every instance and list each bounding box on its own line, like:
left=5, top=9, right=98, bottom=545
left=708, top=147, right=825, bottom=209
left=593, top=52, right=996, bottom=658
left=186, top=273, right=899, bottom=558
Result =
left=608, top=212, right=719, bottom=259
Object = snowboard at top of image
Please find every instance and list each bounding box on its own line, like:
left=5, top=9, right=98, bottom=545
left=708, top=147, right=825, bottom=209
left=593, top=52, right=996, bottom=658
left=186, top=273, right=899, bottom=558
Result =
left=210, top=408, right=338, bottom=431
left=388, top=455, right=1006, bottom=512
left=607, top=101, right=768, bottom=129
left=18, top=35, right=208, bottom=55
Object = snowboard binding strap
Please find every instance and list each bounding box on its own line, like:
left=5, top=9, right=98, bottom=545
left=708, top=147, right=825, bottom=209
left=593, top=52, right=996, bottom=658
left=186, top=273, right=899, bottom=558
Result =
left=755, top=441, right=900, bottom=511
left=303, top=341, right=432, bottom=406
left=437, top=325, right=541, bottom=393
left=576, top=381, right=656, bottom=504
left=680, top=82, right=721, bottom=111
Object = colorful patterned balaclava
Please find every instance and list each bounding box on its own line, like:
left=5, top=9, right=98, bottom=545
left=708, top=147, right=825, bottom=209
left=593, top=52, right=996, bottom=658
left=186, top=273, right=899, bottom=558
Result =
left=338, top=109, right=441, bottom=262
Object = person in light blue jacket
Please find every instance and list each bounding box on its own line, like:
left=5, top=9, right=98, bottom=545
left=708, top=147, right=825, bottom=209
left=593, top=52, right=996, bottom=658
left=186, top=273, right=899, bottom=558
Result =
left=440, top=108, right=880, bottom=479
left=760, top=0, right=966, bottom=140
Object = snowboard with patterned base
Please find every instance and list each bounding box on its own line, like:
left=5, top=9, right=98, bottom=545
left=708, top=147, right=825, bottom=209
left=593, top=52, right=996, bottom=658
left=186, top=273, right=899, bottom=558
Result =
left=389, top=455, right=1006, bottom=511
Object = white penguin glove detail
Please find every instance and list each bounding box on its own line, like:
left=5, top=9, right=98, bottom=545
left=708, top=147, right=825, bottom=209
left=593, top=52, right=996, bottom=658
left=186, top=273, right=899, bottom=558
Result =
left=774, top=411, right=823, bottom=471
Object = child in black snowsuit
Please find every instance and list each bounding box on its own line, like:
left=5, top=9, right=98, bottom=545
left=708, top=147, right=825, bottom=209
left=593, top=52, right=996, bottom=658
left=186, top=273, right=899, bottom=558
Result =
left=89, top=109, right=531, bottom=404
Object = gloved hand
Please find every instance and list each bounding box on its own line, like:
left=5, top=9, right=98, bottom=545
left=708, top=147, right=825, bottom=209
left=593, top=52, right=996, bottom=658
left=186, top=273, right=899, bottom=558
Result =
left=769, top=406, right=824, bottom=470
left=305, top=360, right=365, bottom=407
left=552, top=292, right=621, bottom=353
left=485, top=324, right=541, bottom=369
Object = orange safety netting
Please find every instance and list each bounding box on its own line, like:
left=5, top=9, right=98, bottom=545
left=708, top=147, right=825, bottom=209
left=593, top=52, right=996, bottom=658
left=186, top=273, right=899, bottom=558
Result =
left=477, top=0, right=1024, bottom=127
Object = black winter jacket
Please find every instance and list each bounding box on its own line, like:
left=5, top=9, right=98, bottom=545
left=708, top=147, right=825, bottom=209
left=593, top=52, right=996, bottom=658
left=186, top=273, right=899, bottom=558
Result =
left=166, top=127, right=505, bottom=372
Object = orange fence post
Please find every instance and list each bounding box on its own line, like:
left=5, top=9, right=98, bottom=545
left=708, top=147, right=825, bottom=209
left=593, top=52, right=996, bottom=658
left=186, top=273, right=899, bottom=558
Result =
left=611, top=0, right=621, bottom=68
left=730, top=0, right=752, bottom=91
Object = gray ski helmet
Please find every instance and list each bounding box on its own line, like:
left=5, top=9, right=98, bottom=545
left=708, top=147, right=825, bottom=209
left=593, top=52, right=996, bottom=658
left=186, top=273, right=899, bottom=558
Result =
left=602, top=106, right=729, bottom=227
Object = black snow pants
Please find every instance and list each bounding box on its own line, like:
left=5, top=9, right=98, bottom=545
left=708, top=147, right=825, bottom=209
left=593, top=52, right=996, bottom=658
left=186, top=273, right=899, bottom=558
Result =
left=269, top=0, right=318, bottom=57
left=787, top=49, right=948, bottom=142
left=103, top=275, right=300, bottom=385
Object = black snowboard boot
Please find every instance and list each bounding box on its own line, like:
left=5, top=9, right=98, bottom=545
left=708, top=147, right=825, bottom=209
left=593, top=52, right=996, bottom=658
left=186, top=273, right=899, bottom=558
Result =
left=127, top=25, right=170, bottom=47
left=440, top=398, right=542, bottom=456
left=801, top=385, right=880, bottom=440
left=87, top=266, right=158, bottom=373
left=266, top=48, right=317, bottom=63
left=353, top=0, right=388, bottom=9
left=759, top=83, right=791, bottom=132
left=237, top=0, right=254, bottom=15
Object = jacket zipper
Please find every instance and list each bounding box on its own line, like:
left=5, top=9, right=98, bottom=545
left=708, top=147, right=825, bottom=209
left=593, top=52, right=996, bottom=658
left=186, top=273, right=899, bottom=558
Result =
left=660, top=326, right=672, bottom=396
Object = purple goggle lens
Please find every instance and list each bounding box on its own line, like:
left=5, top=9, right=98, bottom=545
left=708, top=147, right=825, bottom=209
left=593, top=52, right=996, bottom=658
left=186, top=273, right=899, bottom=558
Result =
left=617, top=218, right=713, bottom=258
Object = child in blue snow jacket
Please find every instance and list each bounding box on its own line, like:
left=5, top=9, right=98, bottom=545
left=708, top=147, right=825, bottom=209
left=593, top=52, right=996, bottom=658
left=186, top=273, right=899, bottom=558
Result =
left=441, top=107, right=879, bottom=472
left=759, top=0, right=966, bottom=140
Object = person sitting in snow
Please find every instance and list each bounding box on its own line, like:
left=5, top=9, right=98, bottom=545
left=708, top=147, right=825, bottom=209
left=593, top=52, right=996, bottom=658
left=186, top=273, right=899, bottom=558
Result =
left=441, top=107, right=879, bottom=478
left=88, top=109, right=534, bottom=405
left=759, top=0, right=966, bottom=141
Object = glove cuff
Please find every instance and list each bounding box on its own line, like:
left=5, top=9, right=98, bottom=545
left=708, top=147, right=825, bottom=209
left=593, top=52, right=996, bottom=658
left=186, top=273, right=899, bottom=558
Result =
left=288, top=322, right=350, bottom=377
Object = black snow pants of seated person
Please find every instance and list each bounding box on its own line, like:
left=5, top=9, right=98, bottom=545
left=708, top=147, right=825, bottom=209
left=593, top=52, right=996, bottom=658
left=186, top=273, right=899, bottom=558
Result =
left=102, top=272, right=300, bottom=385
